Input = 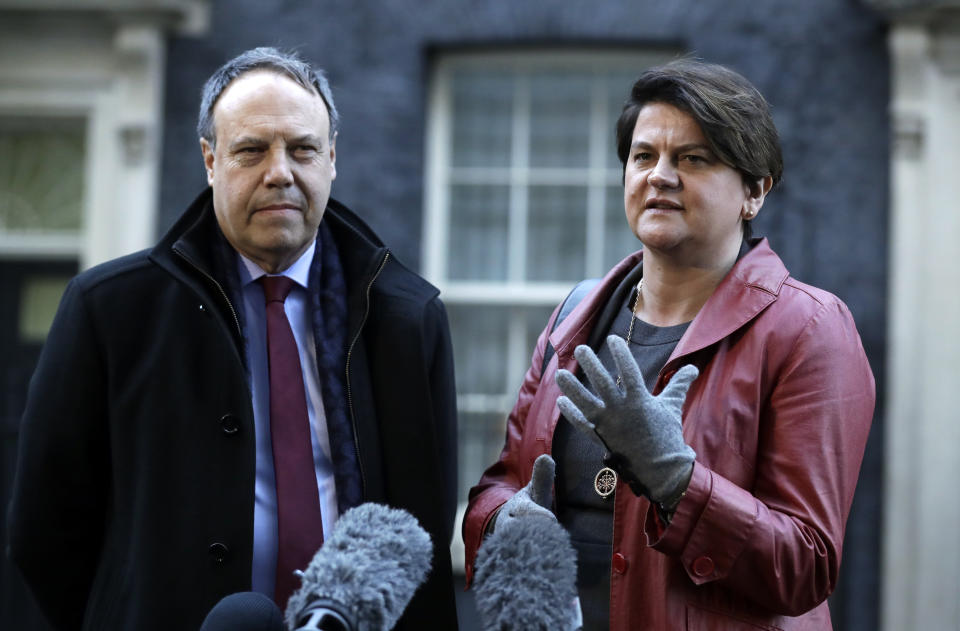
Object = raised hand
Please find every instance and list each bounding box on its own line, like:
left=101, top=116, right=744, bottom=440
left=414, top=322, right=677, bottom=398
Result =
left=555, top=335, right=698, bottom=504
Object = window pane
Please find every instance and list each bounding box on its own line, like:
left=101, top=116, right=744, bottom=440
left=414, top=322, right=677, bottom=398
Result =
left=451, top=72, right=513, bottom=168
left=456, top=303, right=558, bottom=499
left=0, top=117, right=85, bottom=232
left=448, top=184, right=509, bottom=281
left=19, top=274, right=70, bottom=343
left=526, top=185, right=587, bottom=282
left=529, top=72, right=592, bottom=168
left=447, top=304, right=510, bottom=395
left=603, top=185, right=640, bottom=270
left=458, top=411, right=506, bottom=500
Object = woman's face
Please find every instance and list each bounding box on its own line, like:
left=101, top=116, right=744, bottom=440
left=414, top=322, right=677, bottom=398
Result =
left=623, top=102, right=767, bottom=268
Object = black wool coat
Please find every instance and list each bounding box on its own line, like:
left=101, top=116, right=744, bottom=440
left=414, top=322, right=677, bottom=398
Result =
left=7, top=189, right=459, bottom=630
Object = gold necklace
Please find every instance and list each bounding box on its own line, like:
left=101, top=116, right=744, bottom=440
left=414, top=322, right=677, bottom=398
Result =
left=596, top=277, right=643, bottom=498
left=616, top=277, right=643, bottom=388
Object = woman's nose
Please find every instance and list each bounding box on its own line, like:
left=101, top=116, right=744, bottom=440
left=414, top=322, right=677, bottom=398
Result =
left=648, top=158, right=679, bottom=189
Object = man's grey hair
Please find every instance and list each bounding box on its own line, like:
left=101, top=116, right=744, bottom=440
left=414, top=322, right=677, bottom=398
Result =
left=197, top=47, right=339, bottom=145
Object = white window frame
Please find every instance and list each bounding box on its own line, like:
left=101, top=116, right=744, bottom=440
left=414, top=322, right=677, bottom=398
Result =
left=425, top=50, right=674, bottom=304
left=423, top=50, right=676, bottom=391
left=424, top=49, right=677, bottom=572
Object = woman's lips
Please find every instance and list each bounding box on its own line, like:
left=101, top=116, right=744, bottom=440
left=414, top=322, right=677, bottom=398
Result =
left=645, top=198, right=683, bottom=210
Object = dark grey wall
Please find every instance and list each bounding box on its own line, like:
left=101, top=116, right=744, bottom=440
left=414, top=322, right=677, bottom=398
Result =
left=160, top=2, right=888, bottom=629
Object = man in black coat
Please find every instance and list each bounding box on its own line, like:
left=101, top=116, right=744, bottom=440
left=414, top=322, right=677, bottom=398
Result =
left=7, top=47, right=458, bottom=630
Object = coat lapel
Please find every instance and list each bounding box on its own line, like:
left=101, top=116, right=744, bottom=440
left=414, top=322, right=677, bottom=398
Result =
left=547, top=239, right=789, bottom=389
left=665, top=238, right=788, bottom=372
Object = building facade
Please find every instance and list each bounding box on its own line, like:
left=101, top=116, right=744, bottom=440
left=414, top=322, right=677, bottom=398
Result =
left=2, top=1, right=956, bottom=629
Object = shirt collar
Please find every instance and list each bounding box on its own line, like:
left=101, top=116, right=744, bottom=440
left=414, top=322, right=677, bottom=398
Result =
left=236, top=239, right=316, bottom=290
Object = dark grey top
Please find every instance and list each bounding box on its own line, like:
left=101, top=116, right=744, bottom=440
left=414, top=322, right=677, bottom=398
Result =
left=553, top=285, right=689, bottom=631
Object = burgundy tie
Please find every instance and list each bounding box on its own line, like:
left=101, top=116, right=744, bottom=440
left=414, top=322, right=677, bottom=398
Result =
left=259, top=275, right=324, bottom=608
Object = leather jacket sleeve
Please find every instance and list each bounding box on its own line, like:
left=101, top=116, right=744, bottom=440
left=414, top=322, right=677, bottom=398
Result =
left=646, top=296, right=875, bottom=615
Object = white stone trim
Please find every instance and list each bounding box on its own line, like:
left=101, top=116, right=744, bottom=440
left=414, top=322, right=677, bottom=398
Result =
left=883, top=19, right=960, bottom=631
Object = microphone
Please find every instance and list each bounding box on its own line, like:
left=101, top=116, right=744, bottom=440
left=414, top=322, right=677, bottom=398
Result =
left=473, top=513, right=580, bottom=631
left=199, top=591, right=285, bottom=631
left=284, top=502, right=433, bottom=631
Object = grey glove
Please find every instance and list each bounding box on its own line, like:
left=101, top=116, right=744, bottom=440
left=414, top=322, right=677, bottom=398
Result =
left=491, top=454, right=557, bottom=534
left=555, top=335, right=698, bottom=505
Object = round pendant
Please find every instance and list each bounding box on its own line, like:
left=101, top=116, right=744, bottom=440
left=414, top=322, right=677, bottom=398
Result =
left=594, top=467, right=617, bottom=498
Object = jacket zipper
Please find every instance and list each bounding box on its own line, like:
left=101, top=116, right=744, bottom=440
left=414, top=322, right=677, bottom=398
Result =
left=345, top=250, right=390, bottom=498
left=172, top=246, right=243, bottom=341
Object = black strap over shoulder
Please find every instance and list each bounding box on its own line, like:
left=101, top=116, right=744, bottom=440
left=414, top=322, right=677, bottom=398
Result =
left=539, top=278, right=600, bottom=379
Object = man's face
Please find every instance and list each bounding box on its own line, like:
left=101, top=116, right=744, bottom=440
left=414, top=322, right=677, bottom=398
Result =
left=201, top=70, right=336, bottom=273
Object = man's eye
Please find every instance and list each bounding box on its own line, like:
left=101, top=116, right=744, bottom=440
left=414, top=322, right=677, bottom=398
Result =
left=634, top=152, right=652, bottom=162
left=682, top=154, right=707, bottom=164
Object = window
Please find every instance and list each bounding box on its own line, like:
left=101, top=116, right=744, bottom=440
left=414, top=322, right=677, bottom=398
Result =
left=0, top=116, right=86, bottom=343
left=0, top=116, right=86, bottom=257
left=423, top=50, right=675, bottom=553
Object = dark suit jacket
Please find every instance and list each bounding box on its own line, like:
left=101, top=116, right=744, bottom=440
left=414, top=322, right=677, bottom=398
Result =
left=7, top=189, right=458, bottom=630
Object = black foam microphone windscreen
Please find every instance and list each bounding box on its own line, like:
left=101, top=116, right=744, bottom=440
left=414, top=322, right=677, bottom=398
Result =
left=199, top=591, right=285, bottom=631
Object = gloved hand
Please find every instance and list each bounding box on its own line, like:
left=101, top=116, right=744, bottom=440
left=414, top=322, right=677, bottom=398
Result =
left=555, top=335, right=698, bottom=505
left=490, top=454, right=556, bottom=535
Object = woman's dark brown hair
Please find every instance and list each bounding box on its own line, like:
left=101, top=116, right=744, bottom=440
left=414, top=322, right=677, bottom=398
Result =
left=616, top=59, right=783, bottom=192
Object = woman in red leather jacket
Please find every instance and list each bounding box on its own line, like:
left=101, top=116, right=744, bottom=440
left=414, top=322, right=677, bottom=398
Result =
left=463, top=59, right=875, bottom=631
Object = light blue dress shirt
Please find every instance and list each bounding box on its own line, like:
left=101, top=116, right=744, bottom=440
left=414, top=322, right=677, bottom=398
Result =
left=235, top=241, right=339, bottom=597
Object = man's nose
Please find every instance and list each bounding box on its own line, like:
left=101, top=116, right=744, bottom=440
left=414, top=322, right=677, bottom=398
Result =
left=263, top=148, right=293, bottom=187
left=648, top=157, right=679, bottom=189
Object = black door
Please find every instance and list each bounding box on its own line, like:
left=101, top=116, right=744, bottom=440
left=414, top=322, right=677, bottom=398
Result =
left=1, top=258, right=77, bottom=630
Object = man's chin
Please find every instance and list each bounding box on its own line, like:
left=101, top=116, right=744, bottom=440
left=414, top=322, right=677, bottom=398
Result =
left=239, top=233, right=317, bottom=272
